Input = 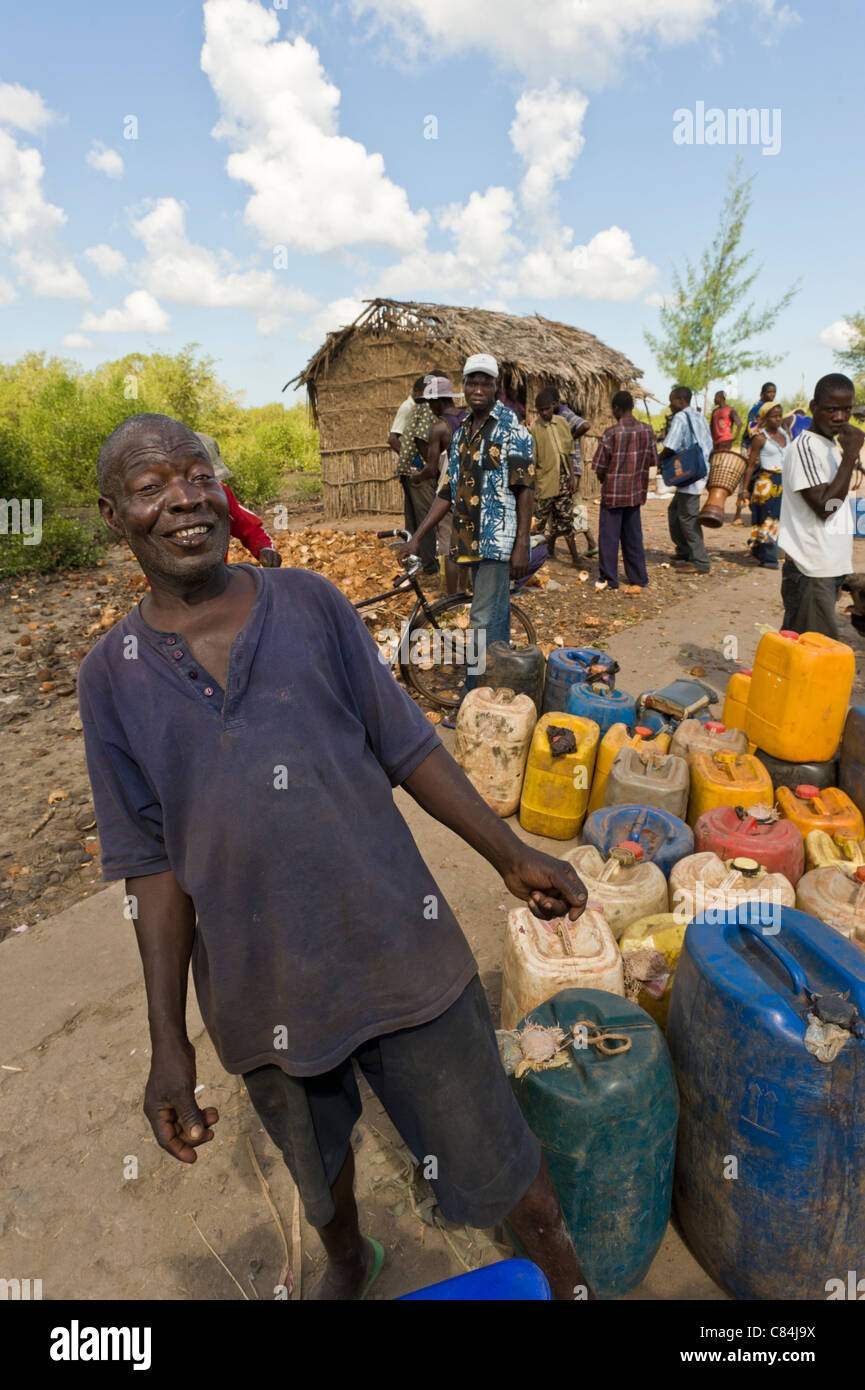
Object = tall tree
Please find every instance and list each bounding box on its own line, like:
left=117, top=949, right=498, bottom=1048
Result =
left=832, top=312, right=865, bottom=385
left=644, top=157, right=799, bottom=401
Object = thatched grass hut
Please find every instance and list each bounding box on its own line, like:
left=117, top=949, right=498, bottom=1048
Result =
left=286, top=298, right=645, bottom=518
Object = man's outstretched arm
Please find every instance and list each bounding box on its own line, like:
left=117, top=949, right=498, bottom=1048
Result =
left=402, top=745, right=587, bottom=922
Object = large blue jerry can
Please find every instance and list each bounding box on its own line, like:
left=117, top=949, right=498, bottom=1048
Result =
left=510, top=988, right=678, bottom=1300
left=667, top=905, right=865, bottom=1300
left=581, top=803, right=694, bottom=878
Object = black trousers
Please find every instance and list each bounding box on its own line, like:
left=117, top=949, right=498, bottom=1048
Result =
left=598, top=504, right=649, bottom=587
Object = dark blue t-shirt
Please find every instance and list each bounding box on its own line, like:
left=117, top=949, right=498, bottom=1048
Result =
left=78, top=565, right=477, bottom=1076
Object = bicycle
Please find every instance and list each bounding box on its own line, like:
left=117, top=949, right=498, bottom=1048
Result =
left=354, top=529, right=538, bottom=710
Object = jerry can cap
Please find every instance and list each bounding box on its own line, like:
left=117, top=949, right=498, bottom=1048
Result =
left=731, top=856, right=761, bottom=876
left=795, top=783, right=820, bottom=799
left=856, top=867, right=865, bottom=883
left=634, top=724, right=653, bottom=738
left=737, top=668, right=753, bottom=676
left=705, top=720, right=726, bottom=732
left=615, top=840, right=644, bottom=861
left=779, top=629, right=800, bottom=641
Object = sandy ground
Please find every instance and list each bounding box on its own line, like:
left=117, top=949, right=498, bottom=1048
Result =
left=1, top=501, right=863, bottom=1301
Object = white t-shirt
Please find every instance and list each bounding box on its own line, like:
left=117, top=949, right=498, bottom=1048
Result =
left=778, top=430, right=853, bottom=578
left=662, top=406, right=713, bottom=495
left=390, top=395, right=415, bottom=436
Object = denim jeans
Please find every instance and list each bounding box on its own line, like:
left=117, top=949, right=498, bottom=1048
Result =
left=458, top=559, right=511, bottom=705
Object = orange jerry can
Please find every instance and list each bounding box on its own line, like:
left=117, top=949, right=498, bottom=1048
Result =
left=721, top=670, right=751, bottom=733
left=776, top=784, right=865, bottom=842
left=745, top=630, right=855, bottom=763
left=688, top=751, right=773, bottom=829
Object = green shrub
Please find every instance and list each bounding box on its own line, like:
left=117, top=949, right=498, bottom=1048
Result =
left=0, top=512, right=106, bottom=578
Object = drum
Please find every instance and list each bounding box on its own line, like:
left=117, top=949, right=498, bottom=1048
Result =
left=699, top=448, right=746, bottom=528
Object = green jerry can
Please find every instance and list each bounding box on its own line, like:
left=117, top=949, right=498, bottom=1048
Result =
left=508, top=988, right=678, bottom=1299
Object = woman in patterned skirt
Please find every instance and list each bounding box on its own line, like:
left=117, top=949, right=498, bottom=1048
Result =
left=741, top=400, right=789, bottom=569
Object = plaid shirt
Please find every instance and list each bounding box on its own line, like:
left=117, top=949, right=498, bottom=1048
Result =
left=592, top=417, right=656, bottom=508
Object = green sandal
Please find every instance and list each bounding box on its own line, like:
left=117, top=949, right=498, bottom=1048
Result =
left=361, top=1236, right=385, bottom=1300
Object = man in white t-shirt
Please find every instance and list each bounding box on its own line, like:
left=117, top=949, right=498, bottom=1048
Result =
left=778, top=373, right=863, bottom=640
left=659, top=385, right=713, bottom=575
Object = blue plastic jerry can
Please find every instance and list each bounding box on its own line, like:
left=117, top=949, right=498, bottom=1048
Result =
left=566, top=682, right=636, bottom=735
left=397, top=1259, right=551, bottom=1300
left=542, top=648, right=617, bottom=714
left=581, top=803, right=694, bottom=878
left=667, top=905, right=865, bottom=1301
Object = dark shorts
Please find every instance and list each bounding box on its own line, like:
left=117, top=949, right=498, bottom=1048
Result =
left=243, top=974, right=541, bottom=1229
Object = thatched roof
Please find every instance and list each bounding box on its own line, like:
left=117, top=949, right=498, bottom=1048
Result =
left=285, top=297, right=643, bottom=400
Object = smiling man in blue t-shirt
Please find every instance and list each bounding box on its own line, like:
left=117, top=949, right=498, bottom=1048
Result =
left=78, top=413, right=593, bottom=1301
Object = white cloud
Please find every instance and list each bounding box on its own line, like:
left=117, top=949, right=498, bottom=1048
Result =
left=299, top=296, right=368, bottom=343
left=129, top=196, right=316, bottom=333
left=200, top=0, right=429, bottom=254
left=378, top=187, right=518, bottom=295
left=509, top=84, right=588, bottom=208
left=0, top=104, right=91, bottom=301
left=518, top=225, right=656, bottom=300
left=0, top=275, right=16, bottom=306
left=84, top=243, right=127, bottom=277
left=12, top=248, right=90, bottom=300
left=819, top=319, right=860, bottom=352
left=440, top=187, right=519, bottom=268
left=0, top=82, right=55, bottom=133
left=351, top=0, right=727, bottom=85
left=62, top=332, right=96, bottom=349
left=81, top=289, right=170, bottom=334
left=85, top=142, right=124, bottom=179
left=644, top=290, right=667, bottom=308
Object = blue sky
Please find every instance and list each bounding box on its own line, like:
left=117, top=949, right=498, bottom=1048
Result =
left=0, top=0, right=860, bottom=410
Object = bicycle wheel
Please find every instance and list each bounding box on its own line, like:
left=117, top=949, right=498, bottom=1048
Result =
left=400, top=595, right=537, bottom=709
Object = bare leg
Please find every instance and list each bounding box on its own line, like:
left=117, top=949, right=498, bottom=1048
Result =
left=584, top=529, right=597, bottom=551
left=308, top=1147, right=373, bottom=1300
left=444, top=557, right=460, bottom=595
left=506, top=1155, right=595, bottom=1301
left=546, top=534, right=556, bottom=561
left=564, top=533, right=582, bottom=569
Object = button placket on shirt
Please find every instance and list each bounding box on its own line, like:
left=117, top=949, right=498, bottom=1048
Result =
left=160, top=635, right=220, bottom=707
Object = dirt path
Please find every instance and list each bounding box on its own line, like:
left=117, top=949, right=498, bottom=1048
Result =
left=2, top=510, right=862, bottom=1301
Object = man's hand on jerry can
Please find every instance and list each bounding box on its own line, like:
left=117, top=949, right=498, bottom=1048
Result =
left=258, top=547, right=283, bottom=567
left=144, top=1041, right=219, bottom=1164
left=501, top=847, right=588, bottom=924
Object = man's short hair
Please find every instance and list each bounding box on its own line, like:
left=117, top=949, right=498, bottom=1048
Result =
left=536, top=386, right=559, bottom=409
left=611, top=390, right=633, bottom=412
left=760, top=381, right=776, bottom=394
left=671, top=384, right=692, bottom=403
left=97, top=413, right=198, bottom=501
left=814, top=372, right=855, bottom=404
left=412, top=376, right=428, bottom=394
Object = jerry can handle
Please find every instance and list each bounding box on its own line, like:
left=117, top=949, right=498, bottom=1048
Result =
left=720, top=916, right=808, bottom=997
left=713, top=752, right=737, bottom=781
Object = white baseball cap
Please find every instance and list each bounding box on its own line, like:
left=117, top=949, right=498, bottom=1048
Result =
left=463, top=353, right=498, bottom=380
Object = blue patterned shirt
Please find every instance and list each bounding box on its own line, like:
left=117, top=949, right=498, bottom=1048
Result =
left=436, top=401, right=535, bottom=562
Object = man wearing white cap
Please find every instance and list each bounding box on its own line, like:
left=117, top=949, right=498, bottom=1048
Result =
left=400, top=354, right=535, bottom=703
